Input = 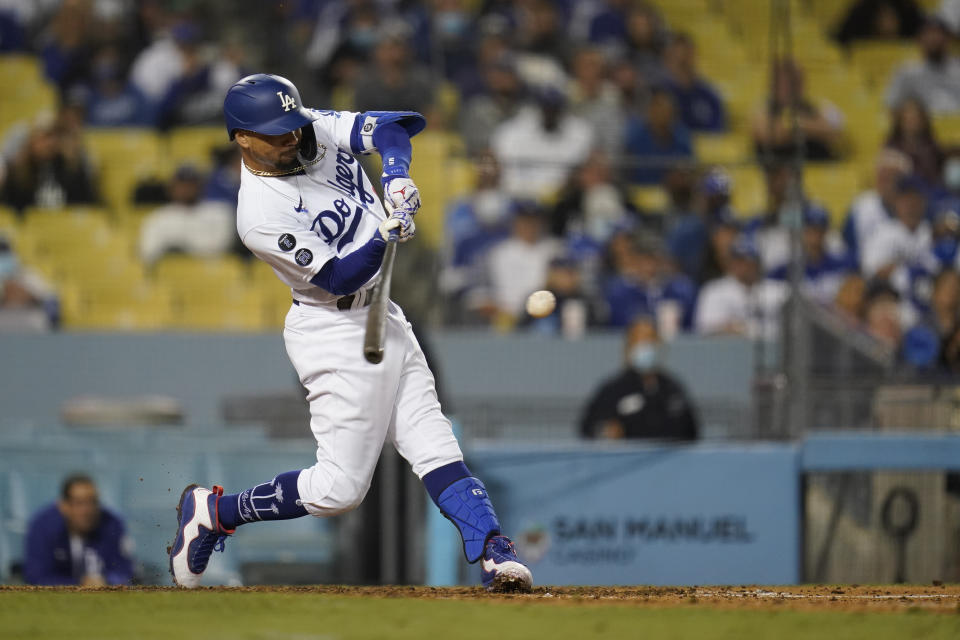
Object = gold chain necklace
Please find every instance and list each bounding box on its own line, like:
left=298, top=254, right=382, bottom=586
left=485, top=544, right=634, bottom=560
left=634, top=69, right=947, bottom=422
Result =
left=245, top=144, right=327, bottom=177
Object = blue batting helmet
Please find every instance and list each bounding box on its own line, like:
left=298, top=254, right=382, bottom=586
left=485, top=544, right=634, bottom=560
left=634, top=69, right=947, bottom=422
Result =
left=223, top=74, right=318, bottom=140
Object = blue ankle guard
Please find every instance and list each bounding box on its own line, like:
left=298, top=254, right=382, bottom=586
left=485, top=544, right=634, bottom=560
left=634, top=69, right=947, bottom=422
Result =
left=435, top=476, right=501, bottom=563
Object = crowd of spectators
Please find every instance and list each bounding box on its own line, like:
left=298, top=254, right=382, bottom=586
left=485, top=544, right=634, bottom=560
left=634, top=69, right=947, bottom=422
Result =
left=3, top=0, right=960, bottom=372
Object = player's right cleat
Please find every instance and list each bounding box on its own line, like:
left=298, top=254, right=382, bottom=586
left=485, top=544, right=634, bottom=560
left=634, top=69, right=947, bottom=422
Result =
left=481, top=535, right=533, bottom=593
left=169, top=484, right=234, bottom=588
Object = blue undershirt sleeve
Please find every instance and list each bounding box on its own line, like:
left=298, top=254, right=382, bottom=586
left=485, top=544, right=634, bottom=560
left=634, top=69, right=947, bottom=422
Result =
left=309, top=234, right=387, bottom=295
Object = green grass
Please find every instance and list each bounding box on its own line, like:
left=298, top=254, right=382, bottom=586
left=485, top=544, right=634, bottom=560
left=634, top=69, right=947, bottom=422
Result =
left=1, top=590, right=958, bottom=640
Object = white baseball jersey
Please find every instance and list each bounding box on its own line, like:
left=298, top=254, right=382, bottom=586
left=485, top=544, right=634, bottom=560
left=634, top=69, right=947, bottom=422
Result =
left=234, top=109, right=464, bottom=514
left=237, top=110, right=387, bottom=305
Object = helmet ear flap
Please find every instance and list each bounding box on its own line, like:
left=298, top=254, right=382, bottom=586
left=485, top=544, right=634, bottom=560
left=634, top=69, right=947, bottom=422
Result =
left=297, top=123, right=318, bottom=161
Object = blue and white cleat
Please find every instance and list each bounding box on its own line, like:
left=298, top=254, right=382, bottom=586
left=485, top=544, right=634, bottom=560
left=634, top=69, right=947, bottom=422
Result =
left=481, top=535, right=533, bottom=593
left=169, top=484, right=233, bottom=588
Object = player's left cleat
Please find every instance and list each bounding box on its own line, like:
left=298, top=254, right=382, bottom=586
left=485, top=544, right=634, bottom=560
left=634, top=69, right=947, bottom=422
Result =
left=169, top=484, right=234, bottom=588
left=481, top=535, right=533, bottom=593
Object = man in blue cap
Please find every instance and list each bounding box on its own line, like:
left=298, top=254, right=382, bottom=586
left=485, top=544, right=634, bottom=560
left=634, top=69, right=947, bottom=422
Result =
left=767, top=202, right=854, bottom=304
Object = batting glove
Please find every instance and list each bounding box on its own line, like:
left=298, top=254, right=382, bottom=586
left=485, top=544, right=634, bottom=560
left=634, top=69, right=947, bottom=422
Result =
left=377, top=211, right=415, bottom=243
left=382, top=176, right=421, bottom=216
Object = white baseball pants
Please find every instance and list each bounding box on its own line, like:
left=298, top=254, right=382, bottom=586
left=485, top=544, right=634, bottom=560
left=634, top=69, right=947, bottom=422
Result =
left=283, top=300, right=463, bottom=517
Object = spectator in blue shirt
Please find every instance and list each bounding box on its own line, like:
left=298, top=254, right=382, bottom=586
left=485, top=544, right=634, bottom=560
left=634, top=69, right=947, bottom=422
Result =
left=24, top=474, right=133, bottom=586
left=625, top=87, right=693, bottom=185
left=659, top=32, right=726, bottom=132
left=83, top=46, right=155, bottom=127
left=768, top=203, right=854, bottom=305
left=667, top=168, right=734, bottom=281
left=604, top=235, right=697, bottom=330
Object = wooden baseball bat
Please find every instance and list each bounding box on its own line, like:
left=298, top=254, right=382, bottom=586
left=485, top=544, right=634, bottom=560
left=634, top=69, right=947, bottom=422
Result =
left=363, top=229, right=399, bottom=364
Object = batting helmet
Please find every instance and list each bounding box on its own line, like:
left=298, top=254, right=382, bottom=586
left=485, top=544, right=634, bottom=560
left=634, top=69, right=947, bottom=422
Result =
left=223, top=74, right=319, bottom=141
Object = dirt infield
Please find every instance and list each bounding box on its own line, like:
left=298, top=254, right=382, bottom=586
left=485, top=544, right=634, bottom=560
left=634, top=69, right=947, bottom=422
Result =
left=4, top=583, right=960, bottom=613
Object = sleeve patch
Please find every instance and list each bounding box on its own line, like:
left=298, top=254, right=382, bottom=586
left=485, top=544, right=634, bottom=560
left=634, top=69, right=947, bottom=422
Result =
left=295, top=248, right=314, bottom=266
left=278, top=234, right=297, bottom=252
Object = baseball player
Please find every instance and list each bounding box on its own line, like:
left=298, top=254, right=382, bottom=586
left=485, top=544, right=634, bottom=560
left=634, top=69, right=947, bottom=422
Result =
left=168, top=74, right=533, bottom=592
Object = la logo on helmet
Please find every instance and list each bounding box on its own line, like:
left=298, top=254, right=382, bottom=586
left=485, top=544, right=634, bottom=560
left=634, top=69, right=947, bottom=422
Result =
left=276, top=92, right=297, bottom=112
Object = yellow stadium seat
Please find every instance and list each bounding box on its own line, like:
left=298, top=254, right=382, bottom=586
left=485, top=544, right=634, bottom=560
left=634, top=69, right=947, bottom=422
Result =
left=933, top=114, right=960, bottom=147
left=694, top=133, right=750, bottom=165
left=62, top=281, right=173, bottom=330
left=806, top=0, right=852, bottom=31
left=0, top=55, right=43, bottom=84
left=409, top=131, right=472, bottom=248
left=851, top=42, right=918, bottom=94
left=804, top=162, right=862, bottom=225
left=166, top=126, right=231, bottom=171
left=84, top=128, right=163, bottom=168
left=20, top=207, right=112, bottom=256
left=168, top=287, right=265, bottom=331
left=84, top=129, right=165, bottom=212
left=0, top=85, right=57, bottom=141
left=629, top=186, right=668, bottom=212
left=727, top=166, right=766, bottom=217
left=0, top=206, right=17, bottom=240
left=249, top=260, right=293, bottom=327
left=152, top=255, right=246, bottom=292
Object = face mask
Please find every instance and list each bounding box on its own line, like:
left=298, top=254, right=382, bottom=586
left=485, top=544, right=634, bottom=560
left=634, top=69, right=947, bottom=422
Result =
left=348, top=27, right=377, bottom=50
left=0, top=253, right=17, bottom=285
left=437, top=11, right=467, bottom=37
left=583, top=185, right=624, bottom=242
left=630, top=343, right=658, bottom=372
left=944, top=159, right=960, bottom=191
left=473, top=189, right=509, bottom=226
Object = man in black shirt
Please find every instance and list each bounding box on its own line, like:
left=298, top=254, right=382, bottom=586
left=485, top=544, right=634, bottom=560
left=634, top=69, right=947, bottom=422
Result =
left=579, top=316, right=698, bottom=440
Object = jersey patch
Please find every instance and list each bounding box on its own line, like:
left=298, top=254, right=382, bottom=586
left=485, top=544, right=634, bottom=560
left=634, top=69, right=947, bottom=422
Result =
left=295, top=248, right=313, bottom=266
left=278, top=233, right=297, bottom=252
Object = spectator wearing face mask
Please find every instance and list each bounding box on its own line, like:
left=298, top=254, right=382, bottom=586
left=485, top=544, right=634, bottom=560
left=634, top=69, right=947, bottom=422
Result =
left=551, top=151, right=636, bottom=242
left=0, top=234, right=58, bottom=332
left=490, top=85, right=594, bottom=199
left=440, top=151, right=517, bottom=318
left=579, top=315, right=698, bottom=441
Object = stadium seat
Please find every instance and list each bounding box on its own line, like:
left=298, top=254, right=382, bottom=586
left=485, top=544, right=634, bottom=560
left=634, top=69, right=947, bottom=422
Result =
left=804, top=162, right=861, bottom=225
left=932, top=114, right=960, bottom=147
left=251, top=261, right=295, bottom=328
left=166, top=126, right=230, bottom=171
left=409, top=131, right=474, bottom=248
left=629, top=186, right=668, bottom=212
left=727, top=166, right=766, bottom=217
left=152, top=255, right=247, bottom=292
left=0, top=206, right=17, bottom=241
left=0, top=56, right=56, bottom=140
left=850, top=42, right=918, bottom=94
left=694, top=133, right=750, bottom=165
left=84, top=129, right=165, bottom=213
left=168, top=286, right=266, bottom=331
left=62, top=281, right=173, bottom=330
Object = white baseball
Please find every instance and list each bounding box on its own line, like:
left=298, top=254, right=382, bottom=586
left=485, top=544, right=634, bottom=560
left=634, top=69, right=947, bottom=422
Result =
left=525, top=290, right=556, bottom=318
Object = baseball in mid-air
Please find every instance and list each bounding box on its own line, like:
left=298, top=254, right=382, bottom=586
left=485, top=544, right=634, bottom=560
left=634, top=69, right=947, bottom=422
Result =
left=525, top=290, right=556, bottom=318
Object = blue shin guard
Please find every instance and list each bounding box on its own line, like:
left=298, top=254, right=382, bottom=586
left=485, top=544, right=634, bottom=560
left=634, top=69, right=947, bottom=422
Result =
left=424, top=462, right=501, bottom=563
